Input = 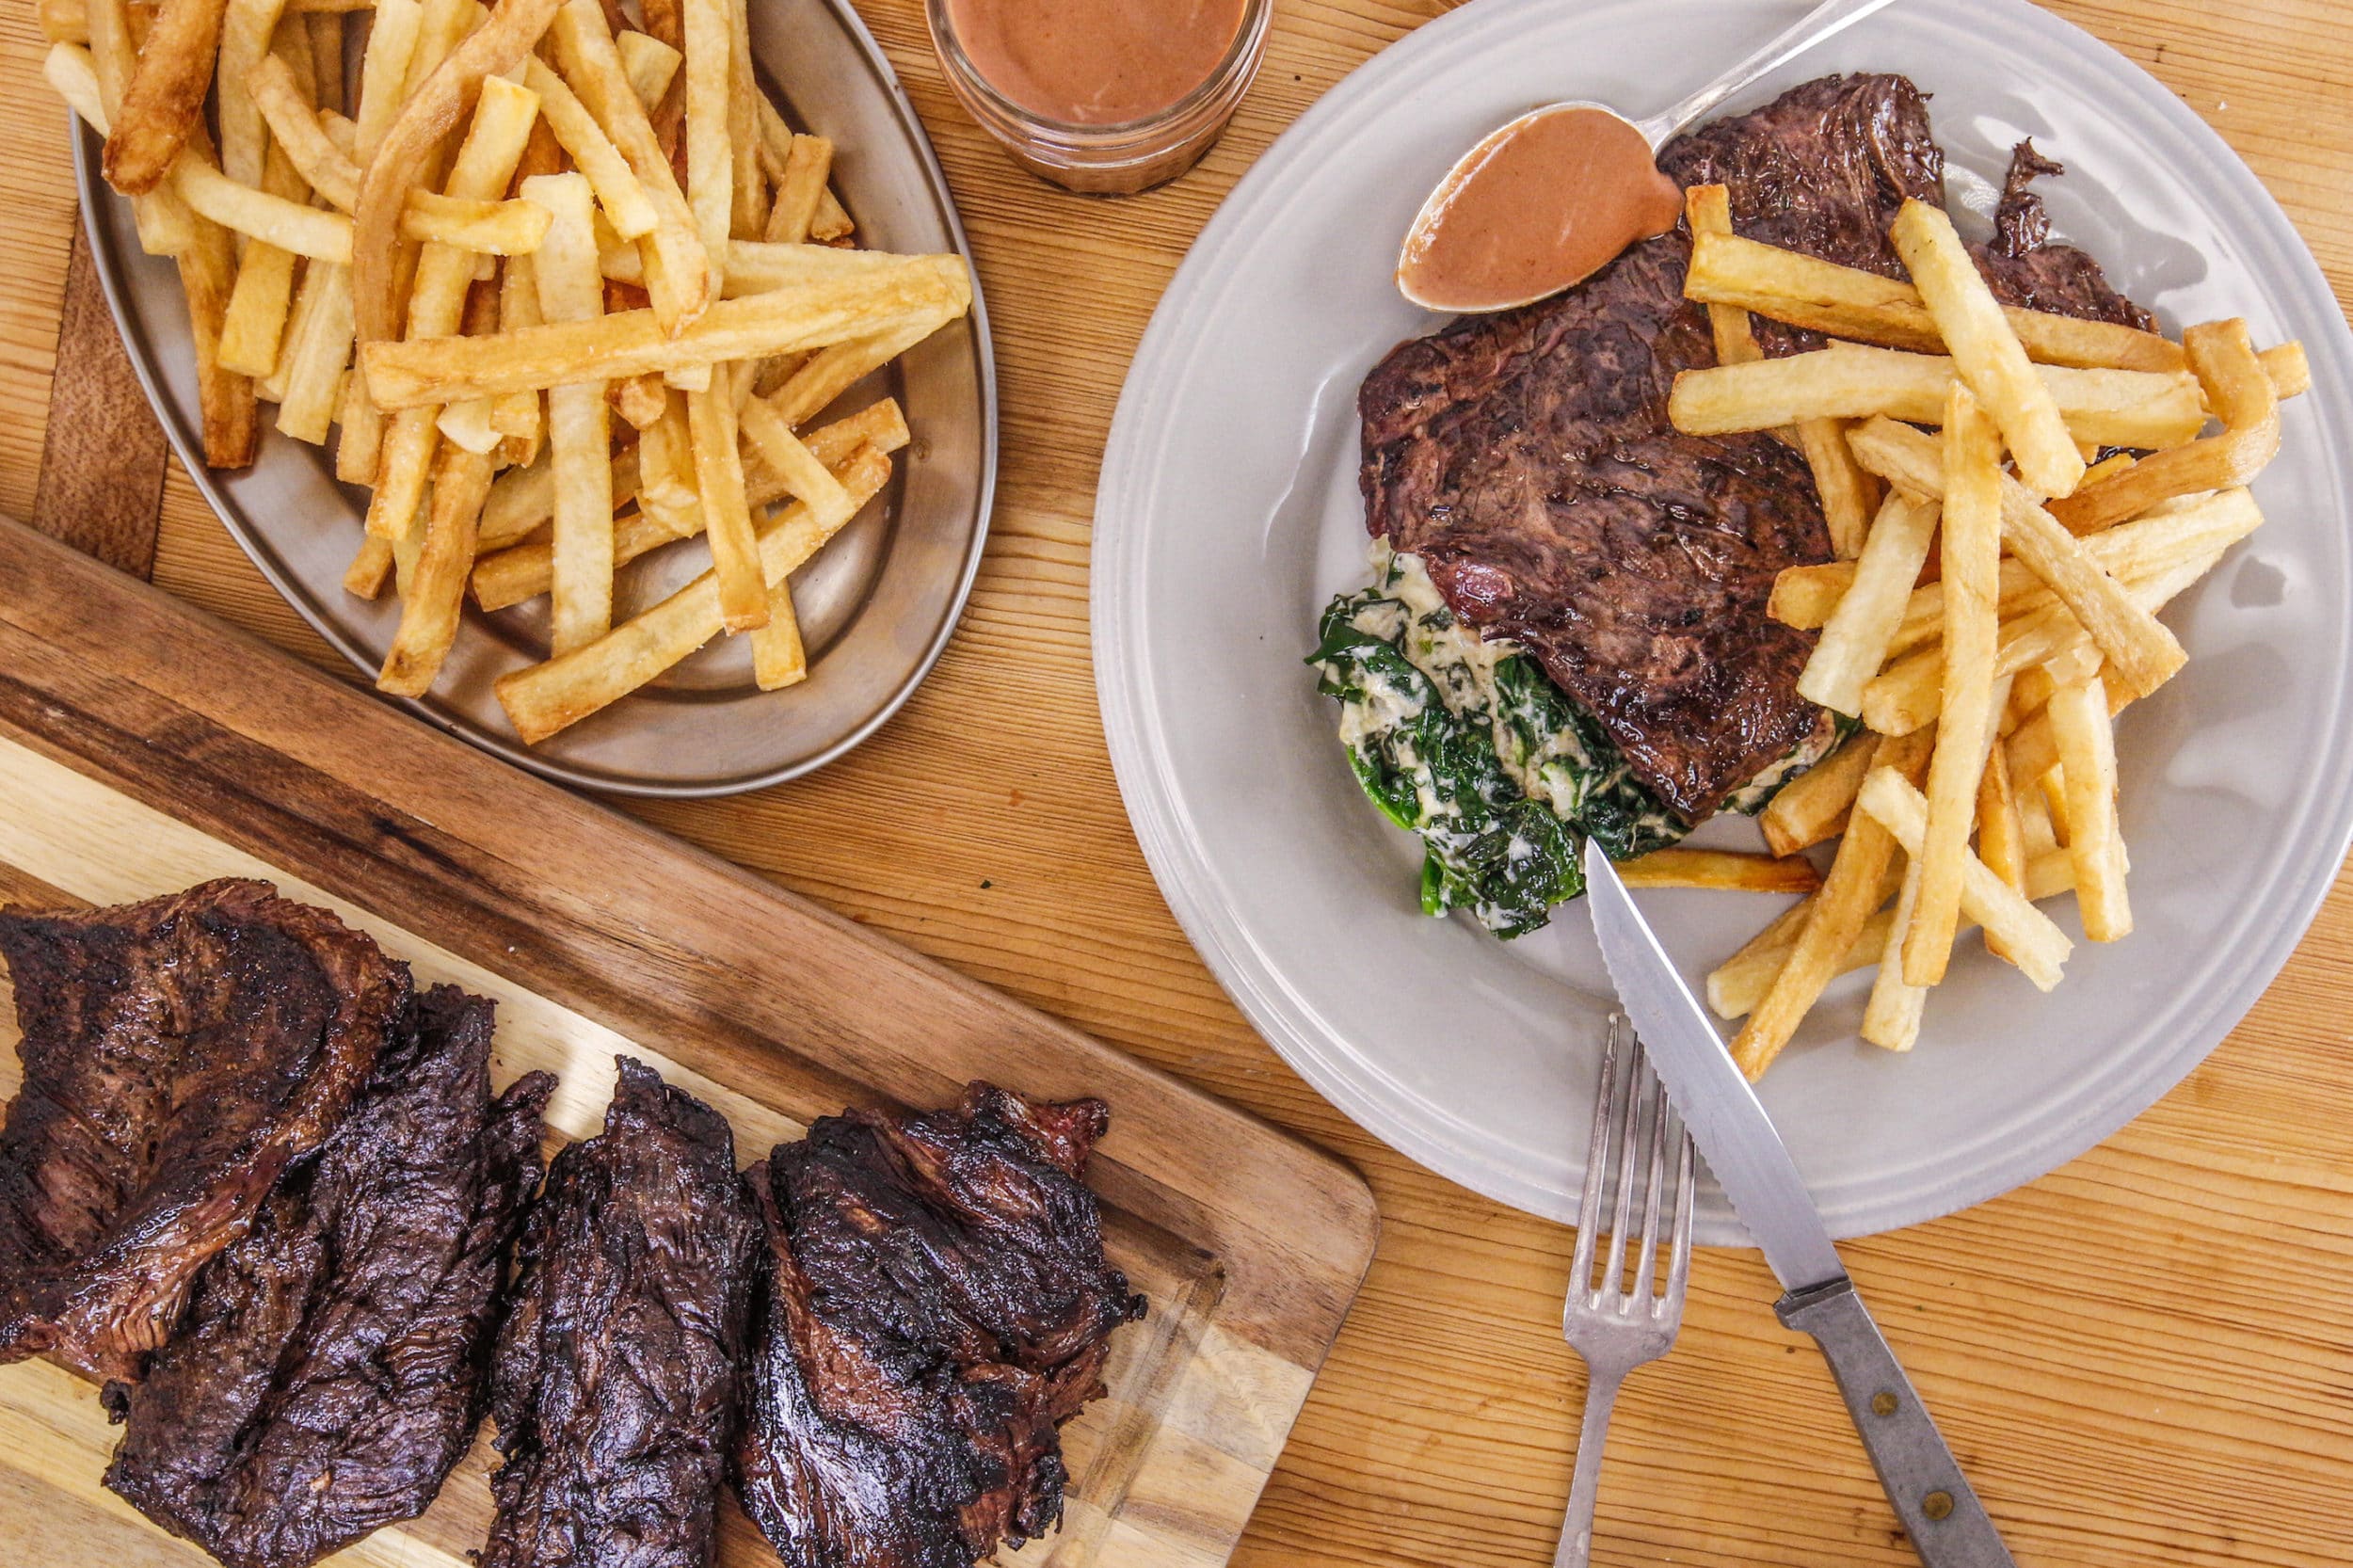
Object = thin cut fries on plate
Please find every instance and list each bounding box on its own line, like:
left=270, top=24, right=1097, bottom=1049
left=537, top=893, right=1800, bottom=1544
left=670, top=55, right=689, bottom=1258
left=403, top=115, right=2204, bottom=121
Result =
left=1670, top=184, right=2300, bottom=1077
left=51, top=0, right=972, bottom=741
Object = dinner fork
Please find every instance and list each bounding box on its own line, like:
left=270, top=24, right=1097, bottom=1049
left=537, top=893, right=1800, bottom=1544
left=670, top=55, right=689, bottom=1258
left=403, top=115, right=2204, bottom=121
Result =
left=1553, top=1015, right=1696, bottom=1568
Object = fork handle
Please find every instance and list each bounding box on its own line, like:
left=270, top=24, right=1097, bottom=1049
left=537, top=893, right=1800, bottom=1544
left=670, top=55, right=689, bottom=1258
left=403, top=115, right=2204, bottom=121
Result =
left=1550, top=1363, right=1626, bottom=1568
left=1777, top=1280, right=2017, bottom=1568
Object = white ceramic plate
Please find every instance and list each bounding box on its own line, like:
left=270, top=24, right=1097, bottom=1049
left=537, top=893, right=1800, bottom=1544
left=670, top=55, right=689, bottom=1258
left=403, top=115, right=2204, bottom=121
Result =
left=1094, top=0, right=2353, bottom=1242
left=77, top=0, right=995, bottom=799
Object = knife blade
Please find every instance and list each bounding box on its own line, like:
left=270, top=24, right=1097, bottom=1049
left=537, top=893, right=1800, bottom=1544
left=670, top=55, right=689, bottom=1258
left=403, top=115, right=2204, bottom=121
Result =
left=1580, top=840, right=2018, bottom=1568
left=1579, top=840, right=1843, bottom=1292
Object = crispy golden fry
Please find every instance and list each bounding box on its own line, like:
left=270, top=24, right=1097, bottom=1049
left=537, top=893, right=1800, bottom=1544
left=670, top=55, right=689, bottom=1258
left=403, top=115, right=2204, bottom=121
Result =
left=43, top=40, right=108, bottom=128
left=1861, top=847, right=1928, bottom=1051
left=1903, top=385, right=2001, bottom=986
left=1614, top=848, right=1822, bottom=894
left=1796, top=488, right=1940, bottom=716
left=76, top=2, right=203, bottom=254
left=1685, top=184, right=1764, bottom=363
left=378, top=443, right=494, bottom=696
left=548, top=0, right=709, bottom=330
left=725, top=0, right=762, bottom=239
left=1977, top=742, right=2027, bottom=964
left=352, top=0, right=561, bottom=349
left=523, top=56, right=658, bottom=239
left=274, top=259, right=353, bottom=441
left=495, top=444, right=894, bottom=741
left=766, top=313, right=943, bottom=426
left=363, top=75, right=542, bottom=542
left=1846, top=416, right=2184, bottom=696
left=103, top=0, right=229, bottom=194
left=521, top=171, right=616, bottom=654
left=609, top=371, right=669, bottom=429
left=360, top=256, right=968, bottom=407
left=491, top=256, right=544, bottom=461
left=174, top=155, right=356, bottom=260
left=2260, top=340, right=2311, bottom=399
left=1683, top=230, right=2185, bottom=373
left=351, top=0, right=421, bottom=159
left=1857, top=767, right=2071, bottom=991
left=1760, top=730, right=1877, bottom=857
left=764, top=135, right=833, bottom=247
left=613, top=25, right=680, bottom=108
left=1731, top=728, right=1934, bottom=1078
left=686, top=379, right=766, bottom=631
left=2047, top=669, right=2131, bottom=941
left=1799, top=418, right=1879, bottom=560
left=632, top=388, right=702, bottom=535
left=248, top=52, right=357, bottom=205
left=471, top=397, right=904, bottom=607
left=178, top=200, right=261, bottom=466
left=2050, top=320, right=2281, bottom=536
left=216, top=136, right=309, bottom=378
left=750, top=580, right=807, bottom=689
left=215, top=0, right=286, bottom=191
left=737, top=397, right=856, bottom=523
left=1890, top=200, right=2083, bottom=497
left=1670, top=344, right=2206, bottom=450
left=681, top=0, right=732, bottom=286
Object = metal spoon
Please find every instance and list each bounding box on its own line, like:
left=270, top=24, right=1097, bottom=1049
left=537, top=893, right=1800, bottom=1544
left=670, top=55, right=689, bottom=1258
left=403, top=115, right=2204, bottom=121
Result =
left=1398, top=0, right=1905, bottom=312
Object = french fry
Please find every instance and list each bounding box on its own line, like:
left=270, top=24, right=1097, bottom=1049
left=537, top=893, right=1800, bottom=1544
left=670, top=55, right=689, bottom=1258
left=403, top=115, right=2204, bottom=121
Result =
left=491, top=254, right=544, bottom=462
left=495, top=444, right=894, bottom=741
left=1846, top=416, right=2184, bottom=696
left=378, top=443, right=495, bottom=695
left=1890, top=200, right=2083, bottom=498
left=1861, top=848, right=1928, bottom=1051
left=632, top=388, right=701, bottom=536
left=303, top=8, right=342, bottom=114
left=613, top=25, right=680, bottom=108
left=471, top=397, right=904, bottom=607
left=1730, top=728, right=1934, bottom=1078
left=1760, top=729, right=1877, bottom=857
left=548, top=0, right=709, bottom=330
left=248, top=52, right=357, bottom=205
left=749, top=579, right=808, bottom=689
left=215, top=0, right=289, bottom=193
left=1682, top=230, right=2184, bottom=373
left=736, top=397, right=856, bottom=523
left=74, top=2, right=202, bottom=255
left=360, top=256, right=968, bottom=406
left=2260, top=340, right=2311, bottom=399
left=1800, top=420, right=1879, bottom=561
left=809, top=185, right=852, bottom=243
left=102, top=0, right=231, bottom=193
left=1796, top=488, right=1940, bottom=716
left=725, top=0, right=763, bottom=240
left=1685, top=185, right=1763, bottom=365
left=178, top=201, right=262, bottom=466
left=1976, top=742, right=2026, bottom=963
left=685, top=378, right=766, bottom=631
left=763, top=135, right=833, bottom=247
left=1857, top=768, right=2071, bottom=992
left=522, top=56, right=658, bottom=239
left=2047, top=669, right=2131, bottom=941
left=274, top=259, right=353, bottom=441
left=173, top=154, right=354, bottom=260
left=352, top=0, right=562, bottom=350
left=2050, top=320, right=2281, bottom=536
left=1613, top=848, right=1821, bottom=894
left=363, top=74, right=542, bottom=542
left=523, top=171, right=616, bottom=654
left=681, top=0, right=733, bottom=289
left=1670, top=344, right=2206, bottom=450
left=765, top=313, right=944, bottom=426
left=609, top=371, right=668, bottom=429
left=1902, top=385, right=2000, bottom=986
left=216, top=137, right=309, bottom=378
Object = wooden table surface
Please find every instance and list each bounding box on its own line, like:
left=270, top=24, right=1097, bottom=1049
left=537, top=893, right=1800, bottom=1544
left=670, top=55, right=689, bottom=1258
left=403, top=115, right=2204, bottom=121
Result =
left=4, top=2, right=2351, bottom=1564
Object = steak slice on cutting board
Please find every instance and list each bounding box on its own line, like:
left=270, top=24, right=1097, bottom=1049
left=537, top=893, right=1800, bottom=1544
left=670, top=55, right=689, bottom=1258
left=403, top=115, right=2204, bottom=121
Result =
left=103, top=985, right=554, bottom=1568
left=1359, top=73, right=2152, bottom=823
left=733, top=1084, right=1144, bottom=1568
left=0, top=878, right=405, bottom=1382
left=481, top=1056, right=760, bottom=1568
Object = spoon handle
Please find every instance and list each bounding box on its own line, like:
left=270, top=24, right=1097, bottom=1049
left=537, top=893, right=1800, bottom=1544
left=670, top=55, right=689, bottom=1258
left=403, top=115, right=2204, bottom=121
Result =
left=1643, top=0, right=1904, bottom=143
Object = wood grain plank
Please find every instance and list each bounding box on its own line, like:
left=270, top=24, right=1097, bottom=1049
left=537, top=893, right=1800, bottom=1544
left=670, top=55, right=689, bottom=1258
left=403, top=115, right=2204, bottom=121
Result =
left=29, top=224, right=167, bottom=577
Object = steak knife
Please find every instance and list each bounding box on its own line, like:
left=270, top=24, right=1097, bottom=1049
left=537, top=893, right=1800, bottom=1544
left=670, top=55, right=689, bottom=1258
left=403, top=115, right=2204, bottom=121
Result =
left=1581, top=840, right=2016, bottom=1568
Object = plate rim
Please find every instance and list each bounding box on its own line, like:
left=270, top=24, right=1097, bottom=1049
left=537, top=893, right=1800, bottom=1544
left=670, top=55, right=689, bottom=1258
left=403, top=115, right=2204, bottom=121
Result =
left=72, top=0, right=1000, bottom=802
left=1092, top=0, right=2353, bottom=1240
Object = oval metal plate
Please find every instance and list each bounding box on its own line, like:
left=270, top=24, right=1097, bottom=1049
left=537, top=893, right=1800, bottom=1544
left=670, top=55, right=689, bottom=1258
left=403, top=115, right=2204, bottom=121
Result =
left=75, top=0, right=996, bottom=798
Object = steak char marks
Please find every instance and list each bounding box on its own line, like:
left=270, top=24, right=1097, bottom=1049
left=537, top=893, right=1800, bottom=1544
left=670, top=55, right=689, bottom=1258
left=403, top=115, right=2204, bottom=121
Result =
left=1359, top=74, right=2146, bottom=821
left=103, top=986, right=555, bottom=1568
left=482, top=1056, right=760, bottom=1568
left=0, top=879, right=405, bottom=1382
left=734, top=1083, right=1145, bottom=1568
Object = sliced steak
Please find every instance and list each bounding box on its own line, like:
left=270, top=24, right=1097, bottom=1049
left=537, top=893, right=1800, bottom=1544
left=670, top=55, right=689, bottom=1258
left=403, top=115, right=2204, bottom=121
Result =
left=102, top=986, right=553, bottom=1568
left=734, top=1084, right=1144, bottom=1568
left=0, top=879, right=404, bottom=1382
left=1359, top=74, right=2148, bottom=820
left=482, top=1057, right=759, bottom=1568
left=1972, top=139, right=2154, bottom=328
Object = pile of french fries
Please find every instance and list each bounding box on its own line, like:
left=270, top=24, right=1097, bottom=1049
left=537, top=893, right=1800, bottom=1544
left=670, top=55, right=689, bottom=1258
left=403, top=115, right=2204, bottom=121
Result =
left=40, top=0, right=971, bottom=741
left=1671, top=183, right=2309, bottom=1079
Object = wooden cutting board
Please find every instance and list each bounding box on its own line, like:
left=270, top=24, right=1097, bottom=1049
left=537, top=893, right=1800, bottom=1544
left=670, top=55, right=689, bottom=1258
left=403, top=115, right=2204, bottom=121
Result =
left=0, top=514, right=1379, bottom=1568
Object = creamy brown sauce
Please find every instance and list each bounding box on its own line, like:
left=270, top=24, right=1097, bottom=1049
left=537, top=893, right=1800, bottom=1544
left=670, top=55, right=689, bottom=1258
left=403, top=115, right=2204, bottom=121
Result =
left=1399, top=105, right=1686, bottom=312
left=940, top=0, right=1248, bottom=127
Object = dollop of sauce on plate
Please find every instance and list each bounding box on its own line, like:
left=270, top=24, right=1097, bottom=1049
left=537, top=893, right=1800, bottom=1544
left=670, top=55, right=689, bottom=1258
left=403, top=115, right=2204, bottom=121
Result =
left=941, top=0, right=1249, bottom=126
left=1398, top=105, right=1686, bottom=313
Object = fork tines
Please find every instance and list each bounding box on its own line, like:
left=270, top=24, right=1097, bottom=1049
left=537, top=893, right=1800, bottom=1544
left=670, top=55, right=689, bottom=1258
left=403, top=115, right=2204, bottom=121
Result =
left=1570, top=1015, right=1695, bottom=1314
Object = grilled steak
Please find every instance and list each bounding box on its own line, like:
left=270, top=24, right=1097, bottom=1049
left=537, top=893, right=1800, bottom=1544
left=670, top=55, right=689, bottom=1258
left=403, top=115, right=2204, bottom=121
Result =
left=103, top=986, right=553, bottom=1568
left=734, top=1084, right=1144, bottom=1568
left=0, top=879, right=405, bottom=1382
left=482, top=1057, right=759, bottom=1568
left=1359, top=74, right=2149, bottom=820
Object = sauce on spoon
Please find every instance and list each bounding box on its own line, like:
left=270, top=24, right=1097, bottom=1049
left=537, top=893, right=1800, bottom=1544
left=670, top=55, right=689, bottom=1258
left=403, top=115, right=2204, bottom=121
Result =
left=1397, top=105, right=1686, bottom=313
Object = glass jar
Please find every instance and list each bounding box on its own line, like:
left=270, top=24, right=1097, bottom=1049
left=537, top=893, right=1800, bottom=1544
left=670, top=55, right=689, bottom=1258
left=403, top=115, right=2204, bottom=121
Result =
left=925, top=0, right=1272, bottom=196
